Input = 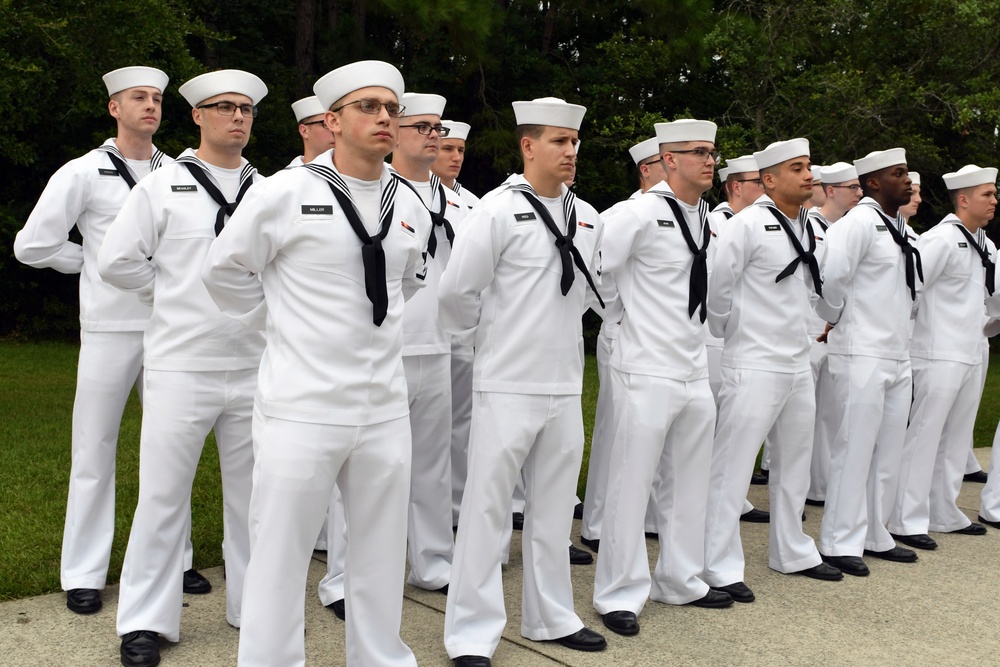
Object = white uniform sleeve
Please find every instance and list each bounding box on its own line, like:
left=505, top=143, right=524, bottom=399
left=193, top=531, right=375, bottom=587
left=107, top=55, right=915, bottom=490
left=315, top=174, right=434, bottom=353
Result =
left=584, top=216, right=607, bottom=314
left=97, top=184, right=159, bottom=302
left=13, top=164, right=87, bottom=273
left=707, top=217, right=750, bottom=338
left=911, top=231, right=949, bottom=317
left=201, top=183, right=275, bottom=330
left=815, top=216, right=873, bottom=324
left=438, top=207, right=501, bottom=342
left=402, top=207, right=431, bottom=302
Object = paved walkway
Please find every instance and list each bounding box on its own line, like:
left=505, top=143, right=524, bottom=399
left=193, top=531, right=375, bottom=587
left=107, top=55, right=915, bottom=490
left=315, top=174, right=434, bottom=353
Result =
left=2, top=450, right=997, bottom=666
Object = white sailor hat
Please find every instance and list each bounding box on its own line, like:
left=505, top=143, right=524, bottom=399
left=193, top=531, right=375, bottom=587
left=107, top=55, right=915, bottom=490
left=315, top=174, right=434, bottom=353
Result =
left=854, top=148, right=906, bottom=176
left=291, top=96, right=326, bottom=122
left=909, top=171, right=921, bottom=186
left=811, top=165, right=824, bottom=182
left=313, top=61, right=405, bottom=111
left=441, top=120, right=470, bottom=141
left=753, top=138, right=809, bottom=169
left=723, top=155, right=758, bottom=176
left=629, top=137, right=659, bottom=165
left=401, top=93, right=446, bottom=117
left=512, top=97, right=586, bottom=130
left=718, top=167, right=730, bottom=181
left=820, top=162, right=858, bottom=184
left=179, top=70, right=268, bottom=107
left=655, top=119, right=717, bottom=144
left=943, top=165, right=998, bottom=190
left=575, top=140, right=582, bottom=154
left=103, top=66, right=169, bottom=96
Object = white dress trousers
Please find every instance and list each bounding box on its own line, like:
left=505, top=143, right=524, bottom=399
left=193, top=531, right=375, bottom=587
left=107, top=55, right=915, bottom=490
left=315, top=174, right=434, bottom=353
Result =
left=117, top=368, right=255, bottom=641
left=62, top=330, right=143, bottom=590
left=403, top=353, right=454, bottom=589
left=808, top=340, right=835, bottom=502
left=890, top=358, right=982, bottom=534
left=704, top=367, right=821, bottom=586
left=316, top=484, right=347, bottom=606
left=593, top=369, right=714, bottom=612
left=819, top=354, right=912, bottom=556
left=444, top=392, right=585, bottom=659
left=238, top=412, right=415, bottom=667
left=450, top=341, right=475, bottom=524
left=581, top=327, right=615, bottom=541
left=980, top=420, right=1000, bottom=522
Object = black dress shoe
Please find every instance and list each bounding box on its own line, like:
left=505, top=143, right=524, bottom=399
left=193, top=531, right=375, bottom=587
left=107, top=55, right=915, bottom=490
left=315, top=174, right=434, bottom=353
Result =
left=863, top=546, right=917, bottom=562
left=805, top=498, right=825, bottom=507
left=120, top=630, right=160, bottom=667
left=512, top=512, right=524, bottom=531
left=580, top=536, right=600, bottom=553
left=821, top=554, right=869, bottom=576
left=795, top=563, right=843, bottom=581
left=602, top=610, right=639, bottom=636
left=979, top=515, right=1000, bottom=529
left=326, top=599, right=345, bottom=620
left=183, top=569, right=212, bottom=594
left=453, top=656, right=491, bottom=667
left=569, top=545, right=593, bottom=565
left=750, top=472, right=768, bottom=485
left=964, top=470, right=988, bottom=483
left=710, top=581, right=754, bottom=603
left=552, top=627, right=607, bottom=652
left=573, top=502, right=584, bottom=520
left=740, top=508, right=770, bottom=523
left=687, top=589, right=734, bottom=608
left=66, top=588, right=102, bottom=614
left=644, top=531, right=659, bottom=540
left=891, top=533, right=937, bottom=550
left=435, top=584, right=449, bottom=595
left=949, top=522, right=987, bottom=535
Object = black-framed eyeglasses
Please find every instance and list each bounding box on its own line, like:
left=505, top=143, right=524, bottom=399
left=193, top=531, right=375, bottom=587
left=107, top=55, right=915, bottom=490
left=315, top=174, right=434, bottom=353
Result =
left=669, top=148, right=721, bottom=164
left=736, top=178, right=763, bottom=186
left=330, top=98, right=405, bottom=118
left=637, top=157, right=661, bottom=169
left=197, top=101, right=258, bottom=118
left=399, top=123, right=450, bottom=136
left=301, top=120, right=327, bottom=127
left=830, top=184, right=862, bottom=192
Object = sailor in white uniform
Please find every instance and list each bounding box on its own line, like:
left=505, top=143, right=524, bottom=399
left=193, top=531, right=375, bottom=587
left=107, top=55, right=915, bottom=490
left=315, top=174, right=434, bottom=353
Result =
left=704, top=139, right=843, bottom=604
left=285, top=95, right=336, bottom=170
left=12, top=66, right=204, bottom=616
left=816, top=148, right=921, bottom=576
left=805, top=161, right=862, bottom=506
left=440, top=97, right=607, bottom=666
left=203, top=61, right=426, bottom=667
left=392, top=92, right=468, bottom=592
left=432, top=119, right=477, bottom=524
left=594, top=119, right=733, bottom=639
left=580, top=136, right=665, bottom=553
left=888, top=165, right=997, bottom=548
left=99, top=69, right=268, bottom=667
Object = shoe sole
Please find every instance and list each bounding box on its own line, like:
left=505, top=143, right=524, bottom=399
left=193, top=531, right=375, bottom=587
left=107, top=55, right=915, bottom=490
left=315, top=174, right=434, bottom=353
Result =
left=862, top=550, right=917, bottom=563
left=67, top=602, right=103, bottom=615
left=890, top=534, right=937, bottom=550
left=552, top=641, right=608, bottom=652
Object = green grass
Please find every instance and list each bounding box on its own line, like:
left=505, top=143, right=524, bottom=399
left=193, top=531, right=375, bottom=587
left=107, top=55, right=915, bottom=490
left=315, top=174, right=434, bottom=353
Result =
left=2, top=341, right=998, bottom=601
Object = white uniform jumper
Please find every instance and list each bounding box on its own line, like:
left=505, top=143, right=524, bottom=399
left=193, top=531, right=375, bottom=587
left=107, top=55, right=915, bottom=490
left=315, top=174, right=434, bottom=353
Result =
left=440, top=176, right=603, bottom=658
left=398, top=173, right=467, bottom=589
left=592, top=182, right=716, bottom=612
left=816, top=198, right=917, bottom=556
left=14, top=139, right=169, bottom=592
left=99, top=149, right=264, bottom=640
left=202, top=152, right=427, bottom=667
left=890, top=216, right=995, bottom=534
left=705, top=195, right=825, bottom=584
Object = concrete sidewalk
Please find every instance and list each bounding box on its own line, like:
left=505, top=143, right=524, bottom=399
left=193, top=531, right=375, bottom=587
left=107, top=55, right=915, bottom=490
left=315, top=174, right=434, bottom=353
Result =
left=2, top=449, right=997, bottom=666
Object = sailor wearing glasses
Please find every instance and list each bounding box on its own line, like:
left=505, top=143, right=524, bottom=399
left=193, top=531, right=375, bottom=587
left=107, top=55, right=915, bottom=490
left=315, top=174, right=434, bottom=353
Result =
left=286, top=95, right=337, bottom=169
left=391, top=92, right=468, bottom=594
left=202, top=61, right=427, bottom=667
left=98, top=69, right=267, bottom=667
left=705, top=139, right=844, bottom=605
left=440, top=97, right=607, bottom=666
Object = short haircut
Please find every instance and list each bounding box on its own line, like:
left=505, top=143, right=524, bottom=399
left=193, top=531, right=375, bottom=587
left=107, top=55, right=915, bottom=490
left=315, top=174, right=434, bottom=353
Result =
left=759, top=164, right=781, bottom=190
left=949, top=188, right=962, bottom=208
left=516, top=124, right=545, bottom=142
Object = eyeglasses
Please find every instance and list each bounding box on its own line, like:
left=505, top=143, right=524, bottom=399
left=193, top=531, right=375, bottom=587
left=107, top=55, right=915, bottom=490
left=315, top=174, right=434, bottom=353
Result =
left=830, top=184, right=862, bottom=192
left=400, top=123, right=450, bottom=136
left=330, top=98, right=405, bottom=118
left=198, top=101, right=258, bottom=118
left=669, top=148, right=721, bottom=164
left=735, top=178, right=763, bottom=186
left=637, top=158, right=662, bottom=169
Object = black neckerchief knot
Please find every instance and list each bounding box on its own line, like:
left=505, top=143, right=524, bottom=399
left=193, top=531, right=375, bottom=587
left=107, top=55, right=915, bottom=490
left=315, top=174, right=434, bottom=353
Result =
left=659, top=192, right=711, bottom=322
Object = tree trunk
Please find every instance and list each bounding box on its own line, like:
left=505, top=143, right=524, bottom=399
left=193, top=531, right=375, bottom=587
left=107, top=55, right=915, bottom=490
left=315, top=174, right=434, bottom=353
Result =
left=295, top=0, right=317, bottom=88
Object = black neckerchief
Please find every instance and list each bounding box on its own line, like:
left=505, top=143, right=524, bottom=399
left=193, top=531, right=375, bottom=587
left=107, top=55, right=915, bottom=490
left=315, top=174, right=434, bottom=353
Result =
left=506, top=182, right=604, bottom=308
left=394, top=173, right=454, bottom=258
left=175, top=155, right=256, bottom=236
left=304, top=162, right=400, bottom=326
left=807, top=209, right=829, bottom=233
left=765, top=205, right=823, bottom=297
left=657, top=190, right=711, bottom=322
left=952, top=221, right=995, bottom=296
left=866, top=202, right=923, bottom=300
left=97, top=143, right=166, bottom=190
